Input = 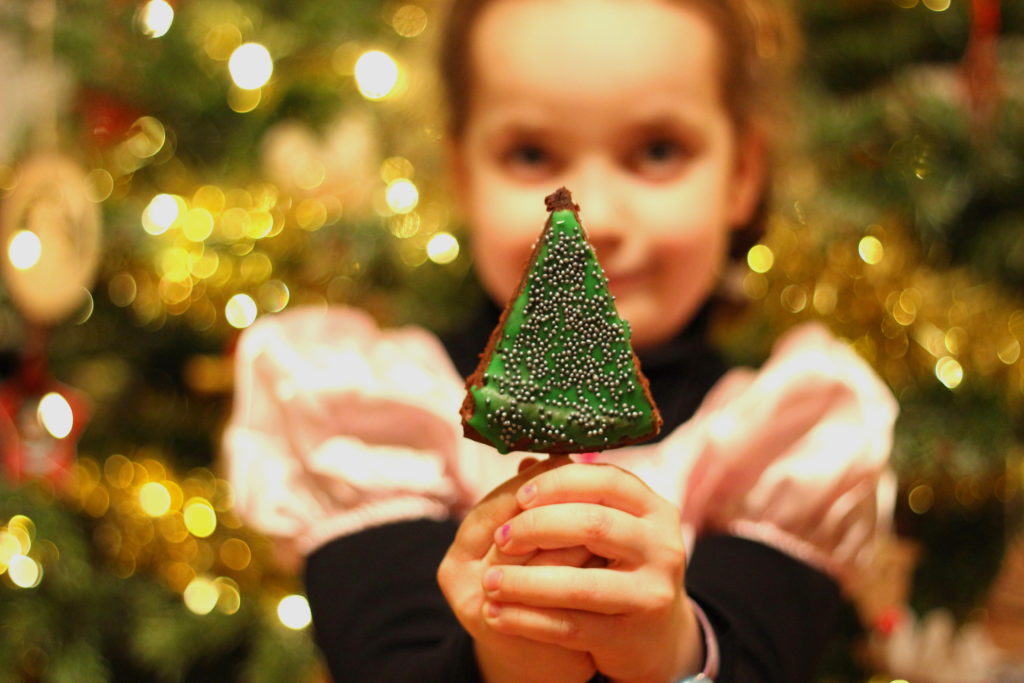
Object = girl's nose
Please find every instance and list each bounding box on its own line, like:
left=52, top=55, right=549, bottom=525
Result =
left=570, top=162, right=626, bottom=250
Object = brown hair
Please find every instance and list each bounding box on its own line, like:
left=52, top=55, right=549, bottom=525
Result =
left=437, top=0, right=801, bottom=258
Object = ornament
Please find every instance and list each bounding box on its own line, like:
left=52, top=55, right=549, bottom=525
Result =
left=0, top=37, right=69, bottom=165
left=0, top=153, right=102, bottom=324
left=0, top=331, right=89, bottom=485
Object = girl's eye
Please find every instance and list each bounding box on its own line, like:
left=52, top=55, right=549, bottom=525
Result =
left=501, top=143, right=559, bottom=181
left=628, top=138, right=691, bottom=180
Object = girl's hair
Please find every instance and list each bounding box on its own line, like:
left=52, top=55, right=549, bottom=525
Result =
left=437, top=0, right=802, bottom=258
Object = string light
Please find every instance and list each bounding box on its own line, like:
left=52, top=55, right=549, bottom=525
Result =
left=747, top=244, right=774, bottom=273
left=277, top=594, right=312, bottom=629
left=143, top=194, right=181, bottom=235
left=228, top=43, right=274, bottom=90
left=37, top=392, right=73, bottom=439
left=7, top=230, right=41, bottom=270
left=139, top=482, right=172, bottom=517
left=385, top=178, right=418, bottom=214
left=7, top=555, right=41, bottom=588
left=183, top=498, right=217, bottom=538
left=354, top=50, right=399, bottom=100
left=139, top=0, right=174, bottom=38
left=426, top=232, right=459, bottom=265
left=225, top=294, right=258, bottom=329
left=183, top=576, right=219, bottom=615
left=858, top=236, right=884, bottom=265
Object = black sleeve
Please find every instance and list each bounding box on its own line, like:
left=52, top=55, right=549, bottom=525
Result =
left=686, top=534, right=843, bottom=683
left=303, top=519, right=482, bottom=683
left=305, top=522, right=842, bottom=683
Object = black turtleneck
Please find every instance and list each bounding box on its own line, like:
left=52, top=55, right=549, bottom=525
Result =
left=303, top=302, right=842, bottom=682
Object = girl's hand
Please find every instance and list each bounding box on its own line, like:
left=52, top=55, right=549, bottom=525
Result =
left=437, top=456, right=597, bottom=683
left=481, top=463, right=704, bottom=683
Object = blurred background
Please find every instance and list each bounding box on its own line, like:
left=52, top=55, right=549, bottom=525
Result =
left=0, top=0, right=1021, bottom=680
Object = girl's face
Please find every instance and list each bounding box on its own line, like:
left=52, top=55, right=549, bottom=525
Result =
left=451, top=0, right=765, bottom=349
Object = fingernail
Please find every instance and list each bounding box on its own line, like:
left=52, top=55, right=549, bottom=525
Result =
left=483, top=568, right=502, bottom=592
left=485, top=601, right=501, bottom=618
left=496, top=523, right=510, bottom=545
left=518, top=483, right=536, bottom=505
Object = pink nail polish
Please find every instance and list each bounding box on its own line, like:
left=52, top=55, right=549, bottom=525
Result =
left=485, top=601, right=501, bottom=618
left=518, top=483, right=536, bottom=505
left=496, top=523, right=511, bottom=545
left=579, top=452, right=598, bottom=464
left=483, top=568, right=502, bottom=592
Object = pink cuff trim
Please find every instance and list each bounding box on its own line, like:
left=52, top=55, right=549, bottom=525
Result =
left=689, top=597, right=719, bottom=679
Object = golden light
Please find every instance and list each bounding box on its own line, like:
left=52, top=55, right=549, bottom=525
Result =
left=183, top=208, right=215, bottom=242
left=140, top=0, right=174, bottom=38
left=935, top=356, right=963, bottom=389
left=258, top=280, right=290, bottom=313
left=85, top=169, right=114, bottom=202
left=228, top=43, right=274, bottom=90
left=225, top=293, right=258, bottom=329
left=922, top=0, right=950, bottom=10
left=183, top=576, right=219, bottom=615
left=37, top=392, right=73, bottom=439
left=0, top=531, right=20, bottom=569
left=8, top=555, right=41, bottom=588
left=354, top=50, right=399, bottom=100
left=143, top=193, right=181, bottom=235
left=227, top=85, right=262, bottom=113
left=8, top=230, right=41, bottom=270
left=391, top=4, right=429, bottom=38
left=997, top=338, right=1021, bottom=365
left=139, top=482, right=172, bottom=517
left=427, top=232, right=460, bottom=265
left=214, top=577, right=241, bottom=615
left=219, top=538, right=252, bottom=571
left=277, top=594, right=313, bottom=630
left=385, top=178, right=419, bottom=214
left=746, top=244, right=774, bottom=273
left=183, top=498, right=217, bottom=538
left=126, top=116, right=166, bottom=158
left=858, top=236, right=884, bottom=265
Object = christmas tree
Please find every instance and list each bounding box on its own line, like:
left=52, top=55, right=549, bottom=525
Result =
left=0, top=0, right=1021, bottom=680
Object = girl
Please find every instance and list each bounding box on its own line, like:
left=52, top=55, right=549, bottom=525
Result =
left=224, top=0, right=898, bottom=681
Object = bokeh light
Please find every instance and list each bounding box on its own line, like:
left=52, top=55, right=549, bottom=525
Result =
left=183, top=498, right=217, bottom=538
left=277, top=594, right=312, bottom=629
left=747, top=244, right=774, bottom=274
left=139, top=482, right=172, bottom=517
left=143, top=194, right=181, bottom=235
left=37, top=392, right=73, bottom=439
left=229, top=43, right=274, bottom=90
left=858, top=236, right=884, bottom=265
left=225, top=294, right=258, bottom=329
left=354, top=50, right=399, bottom=100
left=385, top=178, right=418, bottom=214
left=391, top=5, right=428, bottom=37
left=183, top=576, right=219, bottom=615
left=8, top=231, right=41, bottom=270
left=426, top=232, right=459, bottom=265
left=7, top=555, right=41, bottom=588
left=139, top=0, right=174, bottom=38
left=935, top=356, right=963, bottom=389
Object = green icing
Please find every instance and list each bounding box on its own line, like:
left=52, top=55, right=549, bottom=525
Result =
left=467, top=208, right=657, bottom=454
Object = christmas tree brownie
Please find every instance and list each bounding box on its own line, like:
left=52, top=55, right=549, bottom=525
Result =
left=461, top=187, right=662, bottom=454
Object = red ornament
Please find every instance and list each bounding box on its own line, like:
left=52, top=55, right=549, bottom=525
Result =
left=0, top=327, right=90, bottom=487
left=77, top=89, right=142, bottom=148
left=962, top=0, right=1002, bottom=133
